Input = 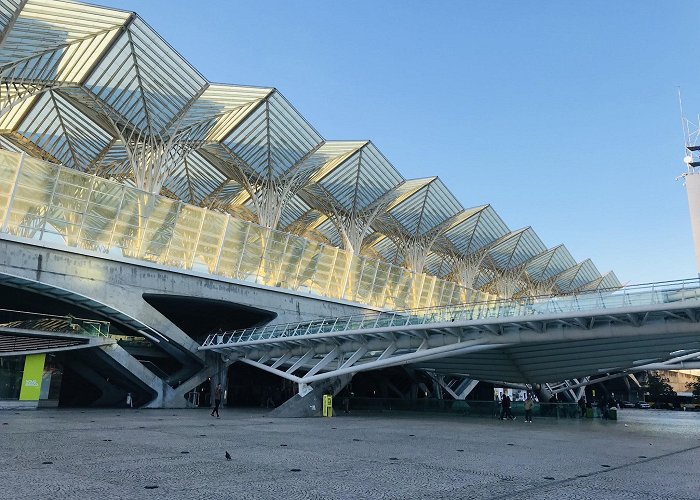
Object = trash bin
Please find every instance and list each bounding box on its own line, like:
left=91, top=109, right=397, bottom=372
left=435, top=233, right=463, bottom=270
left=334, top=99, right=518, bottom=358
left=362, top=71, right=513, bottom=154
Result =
left=608, top=407, right=617, bottom=420
left=585, top=408, right=594, bottom=418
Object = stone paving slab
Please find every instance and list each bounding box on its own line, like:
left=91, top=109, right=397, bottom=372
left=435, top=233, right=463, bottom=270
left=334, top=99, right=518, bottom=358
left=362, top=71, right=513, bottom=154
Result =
left=0, top=408, right=699, bottom=499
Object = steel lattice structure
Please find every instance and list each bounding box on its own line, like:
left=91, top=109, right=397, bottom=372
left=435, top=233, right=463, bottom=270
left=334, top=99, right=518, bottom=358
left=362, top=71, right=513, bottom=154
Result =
left=0, top=0, right=620, bottom=301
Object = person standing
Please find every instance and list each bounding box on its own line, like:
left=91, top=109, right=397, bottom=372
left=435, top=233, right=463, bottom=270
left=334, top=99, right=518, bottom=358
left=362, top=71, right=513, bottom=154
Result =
left=524, top=394, right=534, bottom=423
left=598, top=397, right=608, bottom=420
left=211, top=383, right=222, bottom=418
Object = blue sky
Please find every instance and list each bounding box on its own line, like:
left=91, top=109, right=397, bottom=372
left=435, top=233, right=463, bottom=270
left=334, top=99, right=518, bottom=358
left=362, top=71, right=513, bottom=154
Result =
left=105, top=0, right=700, bottom=284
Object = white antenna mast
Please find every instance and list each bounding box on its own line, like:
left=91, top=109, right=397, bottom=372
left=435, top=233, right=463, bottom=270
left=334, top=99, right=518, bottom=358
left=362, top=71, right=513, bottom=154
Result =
left=678, top=88, right=700, bottom=276
left=680, top=88, right=700, bottom=175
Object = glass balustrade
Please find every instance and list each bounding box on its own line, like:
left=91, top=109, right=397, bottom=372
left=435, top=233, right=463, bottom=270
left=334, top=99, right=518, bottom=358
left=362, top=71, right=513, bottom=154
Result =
left=0, top=150, right=494, bottom=312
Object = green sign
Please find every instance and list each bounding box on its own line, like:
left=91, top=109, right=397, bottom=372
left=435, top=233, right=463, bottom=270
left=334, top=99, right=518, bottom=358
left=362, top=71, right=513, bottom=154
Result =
left=19, top=354, right=45, bottom=401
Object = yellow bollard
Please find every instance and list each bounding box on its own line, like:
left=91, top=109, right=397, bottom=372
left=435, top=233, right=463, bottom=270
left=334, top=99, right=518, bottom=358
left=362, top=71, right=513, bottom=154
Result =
left=323, top=394, right=333, bottom=417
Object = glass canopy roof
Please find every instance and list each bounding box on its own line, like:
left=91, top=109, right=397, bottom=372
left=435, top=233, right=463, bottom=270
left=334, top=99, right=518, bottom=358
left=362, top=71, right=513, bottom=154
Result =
left=0, top=0, right=621, bottom=297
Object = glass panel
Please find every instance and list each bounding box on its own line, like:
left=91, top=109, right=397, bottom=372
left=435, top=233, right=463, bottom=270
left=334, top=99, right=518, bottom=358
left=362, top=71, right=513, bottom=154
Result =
left=311, top=246, right=338, bottom=297
left=411, top=274, right=425, bottom=309
left=0, top=149, right=21, bottom=182
left=194, top=210, right=228, bottom=273
left=329, top=250, right=351, bottom=299
left=259, top=230, right=289, bottom=287
left=85, top=179, right=123, bottom=253
left=5, top=197, right=39, bottom=237
left=394, top=268, right=414, bottom=310
left=418, top=275, right=436, bottom=309
left=217, top=218, right=249, bottom=278
left=0, top=151, right=20, bottom=224
left=354, top=257, right=377, bottom=305
left=0, top=355, right=25, bottom=400
left=239, top=225, right=265, bottom=282
left=371, top=260, right=390, bottom=307
left=276, top=235, right=306, bottom=290
left=168, top=204, right=204, bottom=269
left=113, top=190, right=152, bottom=256
left=383, top=265, right=404, bottom=309
left=296, top=241, right=322, bottom=292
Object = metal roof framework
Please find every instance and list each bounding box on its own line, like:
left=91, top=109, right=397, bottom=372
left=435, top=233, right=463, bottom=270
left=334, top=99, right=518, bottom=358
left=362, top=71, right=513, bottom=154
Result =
left=427, top=205, right=510, bottom=285
left=371, top=177, right=464, bottom=275
left=0, top=0, right=620, bottom=298
left=297, top=141, right=410, bottom=255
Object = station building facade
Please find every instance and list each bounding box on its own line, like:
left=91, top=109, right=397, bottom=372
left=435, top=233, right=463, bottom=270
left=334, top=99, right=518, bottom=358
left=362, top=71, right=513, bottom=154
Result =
left=0, top=0, right=622, bottom=409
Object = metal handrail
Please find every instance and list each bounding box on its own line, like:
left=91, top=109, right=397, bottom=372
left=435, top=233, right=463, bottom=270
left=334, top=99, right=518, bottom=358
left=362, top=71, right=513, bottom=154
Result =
left=0, top=307, right=111, bottom=337
left=201, top=278, right=700, bottom=348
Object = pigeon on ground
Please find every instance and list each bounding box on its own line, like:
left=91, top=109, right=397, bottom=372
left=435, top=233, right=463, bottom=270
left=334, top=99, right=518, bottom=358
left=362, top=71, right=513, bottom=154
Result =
left=225, top=451, right=232, bottom=460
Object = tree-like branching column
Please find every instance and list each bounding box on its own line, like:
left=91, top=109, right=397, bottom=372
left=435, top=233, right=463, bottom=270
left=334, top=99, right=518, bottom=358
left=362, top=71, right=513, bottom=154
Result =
left=202, top=141, right=324, bottom=230
left=399, top=233, right=442, bottom=276
left=301, top=181, right=405, bottom=255
left=520, top=275, right=559, bottom=298
left=293, top=142, right=406, bottom=255
left=446, top=250, right=487, bottom=290
left=488, top=265, right=527, bottom=299
left=372, top=178, right=462, bottom=275
left=198, top=92, right=324, bottom=230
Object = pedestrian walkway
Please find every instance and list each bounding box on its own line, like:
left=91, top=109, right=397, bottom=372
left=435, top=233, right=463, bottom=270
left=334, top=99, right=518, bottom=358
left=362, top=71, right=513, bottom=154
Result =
left=1, top=408, right=698, bottom=499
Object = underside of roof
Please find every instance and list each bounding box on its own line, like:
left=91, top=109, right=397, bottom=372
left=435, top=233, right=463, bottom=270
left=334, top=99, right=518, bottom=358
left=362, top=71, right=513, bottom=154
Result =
left=0, top=0, right=621, bottom=298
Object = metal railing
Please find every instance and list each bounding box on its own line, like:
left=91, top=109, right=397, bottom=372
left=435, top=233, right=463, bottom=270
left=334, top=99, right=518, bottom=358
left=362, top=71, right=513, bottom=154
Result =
left=202, top=278, right=700, bottom=347
left=0, top=307, right=111, bottom=337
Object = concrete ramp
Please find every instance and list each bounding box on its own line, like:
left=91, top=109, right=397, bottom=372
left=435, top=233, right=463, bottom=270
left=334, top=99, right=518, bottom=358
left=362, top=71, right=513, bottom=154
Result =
left=99, top=344, right=166, bottom=407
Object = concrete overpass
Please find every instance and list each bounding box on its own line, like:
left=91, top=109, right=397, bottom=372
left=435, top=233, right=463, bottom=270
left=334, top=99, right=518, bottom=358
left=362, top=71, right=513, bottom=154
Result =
left=0, top=236, right=373, bottom=407
left=200, top=280, right=700, bottom=411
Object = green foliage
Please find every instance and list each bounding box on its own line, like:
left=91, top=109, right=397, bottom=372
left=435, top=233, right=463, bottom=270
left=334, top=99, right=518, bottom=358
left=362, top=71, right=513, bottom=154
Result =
left=686, top=378, right=700, bottom=397
left=644, top=372, right=675, bottom=400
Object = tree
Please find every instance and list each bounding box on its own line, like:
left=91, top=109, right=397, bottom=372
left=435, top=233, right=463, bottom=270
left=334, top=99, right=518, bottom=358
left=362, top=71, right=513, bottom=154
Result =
left=687, top=378, right=700, bottom=397
left=644, top=372, right=675, bottom=401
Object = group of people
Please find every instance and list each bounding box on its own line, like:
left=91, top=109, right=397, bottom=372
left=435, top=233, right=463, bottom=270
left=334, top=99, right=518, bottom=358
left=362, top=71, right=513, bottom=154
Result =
left=498, top=393, right=534, bottom=423
left=577, top=396, right=622, bottom=419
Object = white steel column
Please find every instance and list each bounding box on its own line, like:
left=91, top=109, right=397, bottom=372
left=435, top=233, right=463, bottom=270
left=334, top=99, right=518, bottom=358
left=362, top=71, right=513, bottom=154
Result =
left=685, top=173, right=700, bottom=274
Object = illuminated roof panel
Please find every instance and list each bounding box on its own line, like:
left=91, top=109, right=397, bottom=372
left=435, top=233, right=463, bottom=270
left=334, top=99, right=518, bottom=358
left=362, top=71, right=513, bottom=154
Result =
left=487, top=227, right=547, bottom=270
left=382, top=177, right=462, bottom=237
left=0, top=0, right=129, bottom=67
left=83, top=17, right=207, bottom=134
left=441, top=205, right=510, bottom=255
left=525, top=245, right=577, bottom=282
left=222, top=91, right=323, bottom=179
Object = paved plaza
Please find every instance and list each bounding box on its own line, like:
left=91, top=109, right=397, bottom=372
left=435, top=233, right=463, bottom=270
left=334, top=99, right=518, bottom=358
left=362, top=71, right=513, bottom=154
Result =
left=1, top=408, right=699, bottom=499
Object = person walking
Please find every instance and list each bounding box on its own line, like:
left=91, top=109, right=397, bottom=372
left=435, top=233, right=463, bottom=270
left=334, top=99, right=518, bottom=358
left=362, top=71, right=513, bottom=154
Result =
left=211, top=383, right=222, bottom=418
left=578, top=397, right=587, bottom=417
left=500, top=394, right=514, bottom=420
left=524, top=393, right=534, bottom=423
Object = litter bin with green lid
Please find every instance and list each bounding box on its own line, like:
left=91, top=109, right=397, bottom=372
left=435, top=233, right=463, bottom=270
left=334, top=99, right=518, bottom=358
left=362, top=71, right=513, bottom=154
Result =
left=608, top=407, right=617, bottom=420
